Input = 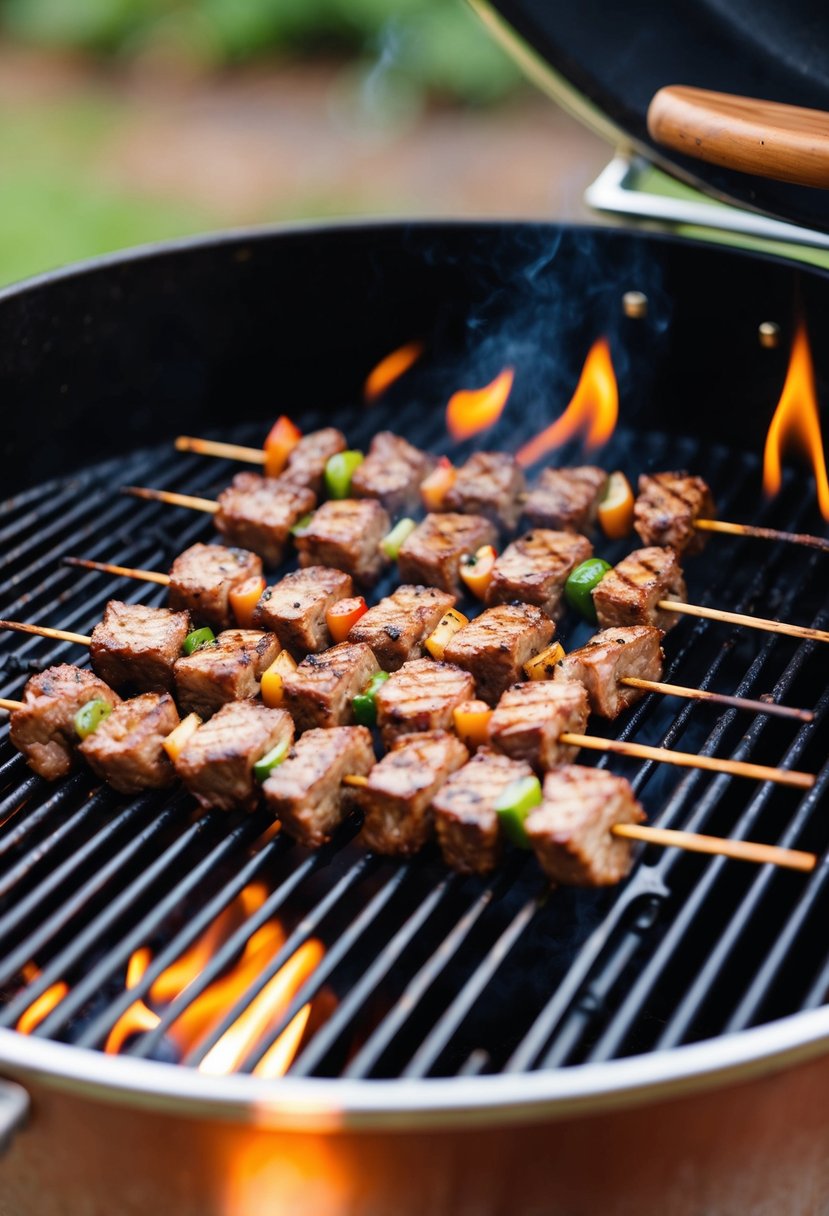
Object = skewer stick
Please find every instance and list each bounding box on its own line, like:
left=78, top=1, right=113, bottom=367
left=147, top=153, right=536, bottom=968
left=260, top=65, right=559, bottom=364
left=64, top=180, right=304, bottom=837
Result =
left=611, top=823, right=816, bottom=873
left=620, top=677, right=813, bottom=723
left=175, top=436, right=266, bottom=465
left=694, top=518, right=829, bottom=553
left=64, top=557, right=170, bottom=586
left=660, top=599, right=829, bottom=644
left=122, top=486, right=219, bottom=514
left=0, top=698, right=22, bottom=712
left=0, top=621, right=92, bottom=646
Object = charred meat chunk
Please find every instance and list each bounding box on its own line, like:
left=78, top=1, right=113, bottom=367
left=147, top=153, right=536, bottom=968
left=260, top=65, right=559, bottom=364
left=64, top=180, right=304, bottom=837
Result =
left=283, top=641, right=380, bottom=733
left=433, top=748, right=534, bottom=875
left=263, top=725, right=375, bottom=847
left=90, top=600, right=191, bottom=693
left=443, top=451, right=526, bottom=533
left=294, top=498, right=390, bottom=586
left=359, top=729, right=469, bottom=856
left=526, top=766, right=645, bottom=886
left=254, top=566, right=353, bottom=657
left=634, top=471, right=716, bottom=556
left=375, top=657, right=475, bottom=748
left=168, top=543, right=263, bottom=630
left=215, top=472, right=317, bottom=568
left=10, top=664, right=121, bottom=781
left=280, top=428, right=347, bottom=497
left=556, top=625, right=664, bottom=719
left=174, top=629, right=280, bottom=718
left=593, top=546, right=687, bottom=632
left=487, top=679, right=589, bottom=770
left=523, top=466, right=608, bottom=534
left=174, top=700, right=294, bottom=812
left=397, top=513, right=497, bottom=597
left=349, top=584, right=456, bottom=671
left=350, top=431, right=433, bottom=515
left=443, top=603, right=554, bottom=706
left=486, top=529, right=593, bottom=619
left=79, top=691, right=179, bottom=794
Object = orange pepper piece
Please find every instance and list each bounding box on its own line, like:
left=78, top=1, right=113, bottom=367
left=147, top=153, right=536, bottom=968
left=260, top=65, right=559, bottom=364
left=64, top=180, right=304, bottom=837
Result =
left=598, top=471, right=634, bottom=540
left=263, top=415, right=302, bottom=478
left=261, top=650, right=298, bottom=708
left=523, top=641, right=565, bottom=681
left=459, top=544, right=497, bottom=600
left=163, top=712, right=202, bottom=763
left=420, top=456, right=456, bottom=511
left=453, top=699, right=493, bottom=749
left=326, top=596, right=368, bottom=644
left=424, top=607, right=468, bottom=660
left=229, top=575, right=267, bottom=628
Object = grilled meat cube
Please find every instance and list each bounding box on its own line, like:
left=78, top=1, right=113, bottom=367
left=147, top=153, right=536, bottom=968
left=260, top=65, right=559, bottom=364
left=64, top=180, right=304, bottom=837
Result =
left=556, top=625, right=664, bottom=719
left=593, top=546, right=687, bottom=632
left=359, top=729, right=469, bottom=855
left=90, top=600, right=191, bottom=693
left=486, top=529, right=593, bottom=619
left=78, top=691, right=179, bottom=794
left=487, top=679, right=589, bottom=770
left=168, top=543, right=263, bottom=630
left=254, top=566, right=353, bottom=657
left=283, top=641, right=380, bottom=733
left=634, top=471, right=716, bottom=556
left=215, top=472, right=317, bottom=567
left=375, top=657, right=475, bottom=747
left=443, top=451, right=526, bottom=532
left=9, top=664, right=120, bottom=781
left=175, top=700, right=294, bottom=812
left=433, top=748, right=533, bottom=875
left=174, top=629, right=281, bottom=718
left=263, top=725, right=375, bottom=847
left=348, top=584, right=455, bottom=671
left=523, top=466, right=608, bottom=533
left=397, top=513, right=497, bottom=597
left=526, top=766, right=645, bottom=887
left=280, top=427, right=347, bottom=496
left=443, top=603, right=554, bottom=706
left=294, top=498, right=390, bottom=586
left=350, top=431, right=433, bottom=515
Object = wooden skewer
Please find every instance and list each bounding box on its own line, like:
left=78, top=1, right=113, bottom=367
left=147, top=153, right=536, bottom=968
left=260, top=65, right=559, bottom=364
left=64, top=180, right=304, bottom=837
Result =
left=122, top=486, right=219, bottom=514
left=694, top=518, right=829, bottom=553
left=0, top=698, right=22, bottom=712
left=0, top=620, right=92, bottom=646
left=620, top=677, right=813, bottom=723
left=660, top=599, right=829, bottom=644
left=64, top=557, right=171, bottom=586
left=175, top=436, right=266, bottom=465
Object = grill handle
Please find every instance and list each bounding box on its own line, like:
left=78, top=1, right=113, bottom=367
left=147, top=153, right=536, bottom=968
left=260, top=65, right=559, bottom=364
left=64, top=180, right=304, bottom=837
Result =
left=647, top=85, right=829, bottom=189
left=0, top=1079, right=29, bottom=1153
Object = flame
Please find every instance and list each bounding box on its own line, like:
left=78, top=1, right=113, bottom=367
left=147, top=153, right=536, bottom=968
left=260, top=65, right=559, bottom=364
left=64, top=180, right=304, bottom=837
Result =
left=516, top=337, right=618, bottom=467
left=364, top=340, right=424, bottom=402
left=16, top=979, right=69, bottom=1036
left=446, top=367, right=514, bottom=441
left=763, top=319, right=829, bottom=520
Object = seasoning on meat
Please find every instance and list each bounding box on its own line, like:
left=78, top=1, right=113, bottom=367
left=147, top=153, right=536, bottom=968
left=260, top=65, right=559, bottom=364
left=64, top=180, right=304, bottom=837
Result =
left=283, top=641, right=380, bottom=732
left=443, top=603, right=554, bottom=706
left=397, top=513, right=498, bottom=597
left=294, top=498, right=391, bottom=585
left=555, top=625, right=664, bottom=718
left=487, top=679, right=589, bottom=770
left=280, top=427, right=347, bottom=497
left=254, top=566, right=354, bottom=657
left=215, top=472, right=317, bottom=567
left=486, top=529, right=593, bottom=619
left=443, top=451, right=526, bottom=532
left=634, top=471, right=716, bottom=556
left=168, top=543, right=263, bottom=630
left=263, top=725, right=375, bottom=847
left=79, top=691, right=179, bottom=794
left=592, top=546, right=687, bottom=632
left=375, top=657, right=475, bottom=747
left=526, top=766, right=645, bottom=886
left=174, top=629, right=281, bottom=718
left=523, top=466, right=608, bottom=533
left=174, top=700, right=294, bottom=812
left=350, top=431, right=433, bottom=515
left=9, top=664, right=121, bottom=781
left=433, top=748, right=534, bottom=875
left=359, top=729, right=469, bottom=855
left=348, top=584, right=456, bottom=671
left=90, top=600, right=191, bottom=693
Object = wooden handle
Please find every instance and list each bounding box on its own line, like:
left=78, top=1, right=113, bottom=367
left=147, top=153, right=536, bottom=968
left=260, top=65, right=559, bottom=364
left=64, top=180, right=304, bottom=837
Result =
left=647, top=85, right=829, bottom=189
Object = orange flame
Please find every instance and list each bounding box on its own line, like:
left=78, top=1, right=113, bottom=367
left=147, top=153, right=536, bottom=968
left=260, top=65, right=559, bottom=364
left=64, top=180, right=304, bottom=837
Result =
left=364, top=341, right=424, bottom=403
left=446, top=367, right=514, bottom=441
left=763, top=319, right=829, bottom=520
left=516, top=337, right=618, bottom=467
left=16, top=979, right=69, bottom=1036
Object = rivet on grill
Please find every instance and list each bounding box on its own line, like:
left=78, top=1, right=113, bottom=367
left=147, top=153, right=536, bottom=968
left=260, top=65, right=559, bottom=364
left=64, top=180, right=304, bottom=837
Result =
left=759, top=321, right=781, bottom=348
left=622, top=291, right=648, bottom=319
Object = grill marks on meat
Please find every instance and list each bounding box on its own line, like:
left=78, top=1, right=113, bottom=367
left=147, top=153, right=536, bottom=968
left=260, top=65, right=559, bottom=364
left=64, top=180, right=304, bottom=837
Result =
left=359, top=729, right=468, bottom=855
left=443, top=451, right=526, bottom=532
left=350, top=431, right=433, bottom=515
left=79, top=692, right=179, bottom=794
left=375, top=658, right=475, bottom=747
left=348, top=584, right=455, bottom=671
left=486, top=529, right=593, bottom=619
left=398, top=513, right=497, bottom=597
left=523, top=466, right=608, bottom=533
left=294, top=498, right=390, bottom=586
left=556, top=625, right=664, bottom=719
left=90, top=601, right=191, bottom=693
left=215, top=472, right=317, bottom=567
left=10, top=665, right=121, bottom=781
left=254, top=566, right=353, bottom=657
left=168, top=543, right=263, bottom=630
left=283, top=641, right=380, bottom=732
left=174, top=629, right=281, bottom=718
left=175, top=700, right=294, bottom=812
left=444, top=603, right=554, bottom=706
left=263, top=725, right=375, bottom=847
left=433, top=749, right=533, bottom=875
left=634, top=471, right=715, bottom=556
left=526, top=766, right=645, bottom=886
left=280, top=428, right=347, bottom=497
left=488, top=680, right=589, bottom=770
left=593, top=546, right=686, bottom=632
